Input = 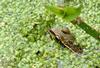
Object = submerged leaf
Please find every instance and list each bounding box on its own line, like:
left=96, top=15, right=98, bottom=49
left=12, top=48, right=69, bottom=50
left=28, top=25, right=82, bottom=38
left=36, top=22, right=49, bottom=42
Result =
left=45, top=5, right=82, bottom=21
left=63, top=6, right=81, bottom=21
left=45, top=5, right=64, bottom=17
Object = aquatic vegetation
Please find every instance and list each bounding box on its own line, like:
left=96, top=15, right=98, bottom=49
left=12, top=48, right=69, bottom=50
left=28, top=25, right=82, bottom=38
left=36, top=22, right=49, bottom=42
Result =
left=45, top=5, right=100, bottom=41
left=0, top=0, right=100, bottom=68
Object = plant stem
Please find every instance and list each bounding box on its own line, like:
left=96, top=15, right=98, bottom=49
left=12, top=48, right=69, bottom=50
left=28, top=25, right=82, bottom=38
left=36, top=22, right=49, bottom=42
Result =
left=71, top=17, right=100, bottom=41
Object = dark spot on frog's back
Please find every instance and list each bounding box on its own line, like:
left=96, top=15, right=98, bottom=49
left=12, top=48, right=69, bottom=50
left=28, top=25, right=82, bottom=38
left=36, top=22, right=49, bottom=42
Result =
left=76, top=47, right=83, bottom=53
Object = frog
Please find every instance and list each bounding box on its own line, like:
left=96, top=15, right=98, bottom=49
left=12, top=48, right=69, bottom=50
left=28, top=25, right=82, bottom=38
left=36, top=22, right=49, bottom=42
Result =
left=49, top=27, right=83, bottom=54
